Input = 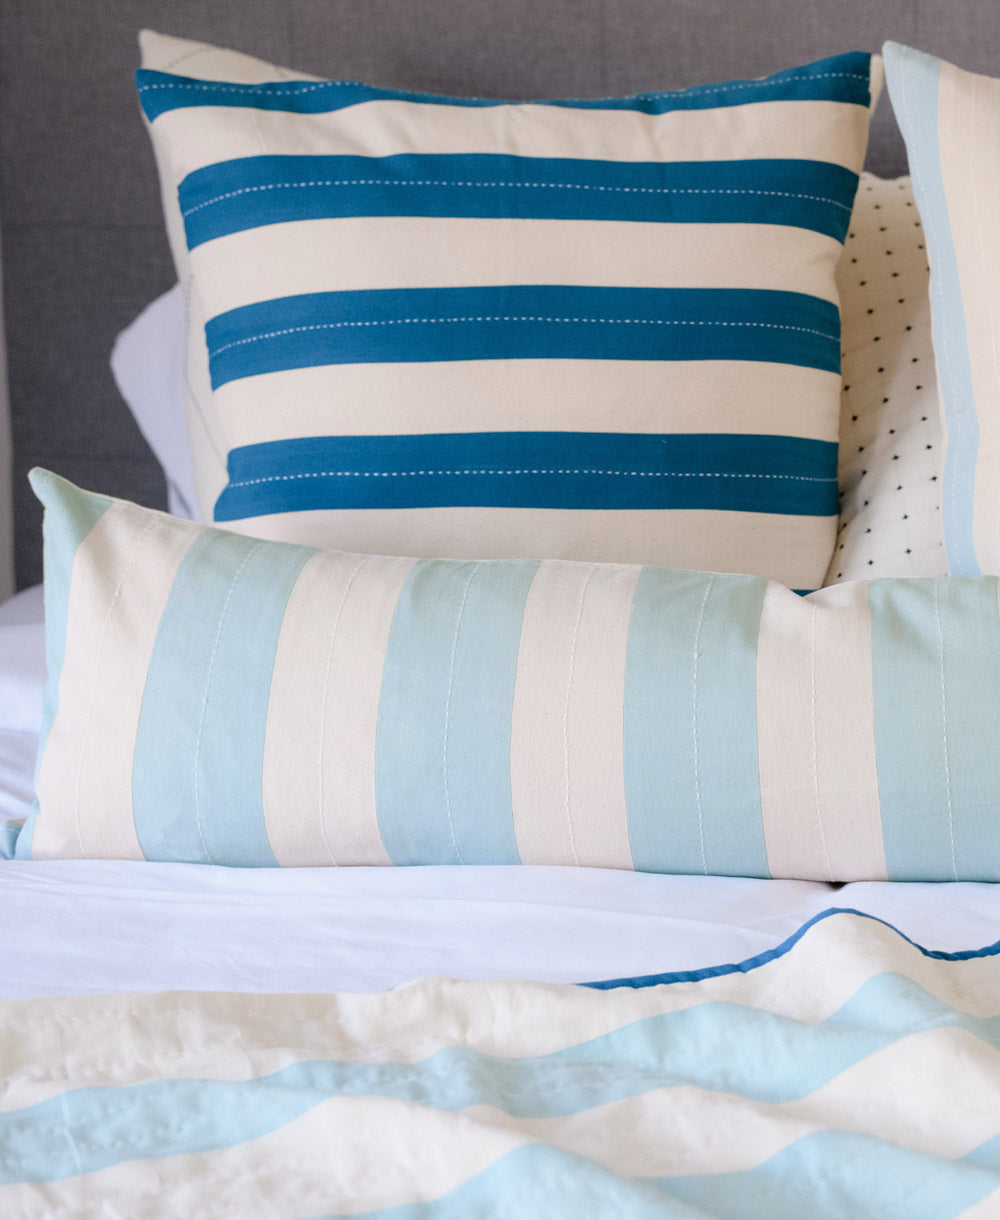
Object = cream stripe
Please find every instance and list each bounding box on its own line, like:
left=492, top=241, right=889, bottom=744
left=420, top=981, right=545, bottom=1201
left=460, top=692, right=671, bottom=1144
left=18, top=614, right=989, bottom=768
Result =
left=191, top=218, right=838, bottom=314
left=0, top=1095, right=523, bottom=1219
left=509, top=562, right=636, bottom=867
left=3, top=1043, right=993, bottom=1219
left=937, top=64, right=1000, bottom=575
left=959, top=1186, right=1000, bottom=1219
left=33, top=504, right=199, bottom=861
left=5, top=915, right=1000, bottom=1112
left=468, top=1026, right=1000, bottom=1175
left=152, top=97, right=871, bottom=188
left=261, top=550, right=416, bottom=866
left=225, top=506, right=836, bottom=588
left=215, top=359, right=840, bottom=448
left=757, top=581, right=886, bottom=881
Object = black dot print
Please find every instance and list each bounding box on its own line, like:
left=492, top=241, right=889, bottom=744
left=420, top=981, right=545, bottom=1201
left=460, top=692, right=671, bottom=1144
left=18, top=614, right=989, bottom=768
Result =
left=831, top=172, right=946, bottom=585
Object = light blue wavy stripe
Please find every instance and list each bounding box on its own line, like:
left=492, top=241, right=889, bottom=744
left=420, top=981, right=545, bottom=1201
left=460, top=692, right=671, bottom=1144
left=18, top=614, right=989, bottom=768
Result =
left=884, top=42, right=980, bottom=576
left=15, top=471, right=111, bottom=859
left=869, top=577, right=1000, bottom=881
left=4, top=970, right=1000, bottom=1186
left=624, top=568, right=768, bottom=875
left=309, top=1136, right=999, bottom=1220
left=131, top=531, right=314, bottom=865
left=374, top=558, right=537, bottom=865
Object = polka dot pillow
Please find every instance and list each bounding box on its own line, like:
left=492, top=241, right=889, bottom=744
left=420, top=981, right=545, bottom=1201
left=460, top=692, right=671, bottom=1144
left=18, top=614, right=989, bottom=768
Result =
left=825, top=173, right=946, bottom=584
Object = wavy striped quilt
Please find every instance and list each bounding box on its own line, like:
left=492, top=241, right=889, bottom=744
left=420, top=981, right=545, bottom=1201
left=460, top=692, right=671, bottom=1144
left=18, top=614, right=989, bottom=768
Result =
left=3, top=909, right=999, bottom=1218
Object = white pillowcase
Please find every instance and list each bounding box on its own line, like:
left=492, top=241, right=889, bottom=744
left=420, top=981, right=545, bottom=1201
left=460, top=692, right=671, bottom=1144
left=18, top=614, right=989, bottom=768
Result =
left=827, top=172, right=946, bottom=583
left=110, top=287, right=203, bottom=521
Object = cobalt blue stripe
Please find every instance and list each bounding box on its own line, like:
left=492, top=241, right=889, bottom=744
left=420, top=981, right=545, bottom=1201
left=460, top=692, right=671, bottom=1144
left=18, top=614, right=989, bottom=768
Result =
left=137, top=53, right=873, bottom=121
left=179, top=154, right=859, bottom=247
left=373, top=558, right=537, bottom=865
left=869, top=577, right=1000, bottom=882
left=205, top=285, right=842, bottom=387
left=14, top=470, right=111, bottom=860
left=213, top=432, right=839, bottom=520
left=884, top=44, right=981, bottom=576
left=622, top=568, right=769, bottom=877
left=132, top=531, right=314, bottom=866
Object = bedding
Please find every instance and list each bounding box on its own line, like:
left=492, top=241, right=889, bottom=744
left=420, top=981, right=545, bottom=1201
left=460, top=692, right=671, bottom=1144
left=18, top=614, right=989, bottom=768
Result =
left=828, top=172, right=946, bottom=583
left=137, top=32, right=881, bottom=588
left=884, top=43, right=1000, bottom=577
left=109, top=287, right=199, bottom=521
left=17, top=468, right=1000, bottom=880
left=111, top=173, right=950, bottom=588
left=3, top=908, right=1000, bottom=1216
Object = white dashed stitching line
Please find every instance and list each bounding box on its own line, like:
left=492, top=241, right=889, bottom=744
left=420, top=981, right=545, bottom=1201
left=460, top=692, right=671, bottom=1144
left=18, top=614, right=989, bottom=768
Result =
left=181, top=179, right=852, bottom=218
left=227, top=469, right=835, bottom=489
left=139, top=70, right=868, bottom=103
left=210, top=315, right=839, bottom=359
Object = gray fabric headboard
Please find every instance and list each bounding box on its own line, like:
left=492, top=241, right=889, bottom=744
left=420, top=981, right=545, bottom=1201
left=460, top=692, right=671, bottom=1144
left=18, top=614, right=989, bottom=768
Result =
left=1, top=0, right=996, bottom=586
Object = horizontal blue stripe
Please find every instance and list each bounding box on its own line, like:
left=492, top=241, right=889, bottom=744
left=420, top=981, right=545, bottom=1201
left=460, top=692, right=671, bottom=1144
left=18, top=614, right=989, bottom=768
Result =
left=179, top=154, right=859, bottom=247
left=205, top=285, right=842, bottom=387
left=214, top=432, right=838, bottom=520
left=137, top=53, right=872, bottom=121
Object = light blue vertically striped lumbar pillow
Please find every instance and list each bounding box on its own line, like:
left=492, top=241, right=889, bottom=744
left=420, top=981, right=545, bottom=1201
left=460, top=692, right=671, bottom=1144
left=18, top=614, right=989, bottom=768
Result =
left=20, top=467, right=1000, bottom=881
left=138, top=35, right=881, bottom=591
left=883, top=44, right=1000, bottom=578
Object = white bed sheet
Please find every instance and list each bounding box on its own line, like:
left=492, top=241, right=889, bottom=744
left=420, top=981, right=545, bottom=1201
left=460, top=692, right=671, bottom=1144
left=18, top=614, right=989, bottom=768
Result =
left=0, top=584, right=997, bottom=1001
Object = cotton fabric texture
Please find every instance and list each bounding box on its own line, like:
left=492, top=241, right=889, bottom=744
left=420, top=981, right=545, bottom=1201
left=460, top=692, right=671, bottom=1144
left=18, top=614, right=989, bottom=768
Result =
left=21, top=469, right=1000, bottom=882
left=884, top=42, right=1000, bottom=577
left=139, top=32, right=880, bottom=589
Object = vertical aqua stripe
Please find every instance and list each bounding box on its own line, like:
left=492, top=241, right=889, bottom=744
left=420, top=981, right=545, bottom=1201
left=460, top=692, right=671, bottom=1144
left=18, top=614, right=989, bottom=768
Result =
left=884, top=42, right=980, bottom=576
left=132, top=530, right=314, bottom=865
left=870, top=577, right=1000, bottom=881
left=623, top=568, right=769, bottom=877
left=374, top=558, right=538, bottom=865
left=17, top=471, right=112, bottom=859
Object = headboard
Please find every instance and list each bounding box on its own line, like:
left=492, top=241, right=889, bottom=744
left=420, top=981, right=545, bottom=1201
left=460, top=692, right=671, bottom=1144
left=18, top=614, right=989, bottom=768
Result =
left=2, top=0, right=997, bottom=587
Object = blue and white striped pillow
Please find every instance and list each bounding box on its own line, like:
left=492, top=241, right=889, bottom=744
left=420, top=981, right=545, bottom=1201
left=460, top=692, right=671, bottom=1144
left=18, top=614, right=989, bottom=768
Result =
left=20, top=468, right=1000, bottom=882
left=139, top=37, right=880, bottom=589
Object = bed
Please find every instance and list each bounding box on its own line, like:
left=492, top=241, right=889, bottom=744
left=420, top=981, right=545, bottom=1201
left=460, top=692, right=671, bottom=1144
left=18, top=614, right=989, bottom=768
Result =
left=2, top=3, right=1000, bottom=1216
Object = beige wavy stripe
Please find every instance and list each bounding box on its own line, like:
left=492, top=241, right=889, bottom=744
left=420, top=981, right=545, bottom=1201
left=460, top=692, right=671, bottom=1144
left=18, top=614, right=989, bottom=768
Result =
left=214, top=357, right=839, bottom=447
left=150, top=97, right=871, bottom=194
left=0, top=1095, right=523, bottom=1220
left=508, top=561, right=639, bottom=867
left=224, top=506, right=836, bottom=588
left=4, top=914, right=1000, bottom=1113
left=959, top=1185, right=1000, bottom=1218
left=1, top=1031, right=996, bottom=1215
left=756, top=580, right=886, bottom=882
left=936, top=62, right=1000, bottom=575
left=32, top=504, right=198, bottom=862
left=191, top=217, right=839, bottom=315
left=261, top=550, right=416, bottom=865
left=471, top=1026, right=1000, bottom=1172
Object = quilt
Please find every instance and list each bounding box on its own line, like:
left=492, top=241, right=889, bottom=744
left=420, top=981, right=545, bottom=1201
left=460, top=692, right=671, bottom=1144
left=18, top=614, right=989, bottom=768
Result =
left=1, top=909, right=998, bottom=1218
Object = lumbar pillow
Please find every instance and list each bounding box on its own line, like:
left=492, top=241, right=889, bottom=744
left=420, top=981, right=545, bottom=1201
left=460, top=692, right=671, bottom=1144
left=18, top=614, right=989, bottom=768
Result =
left=138, top=32, right=881, bottom=589
left=19, top=467, right=1000, bottom=882
left=884, top=43, right=1000, bottom=577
